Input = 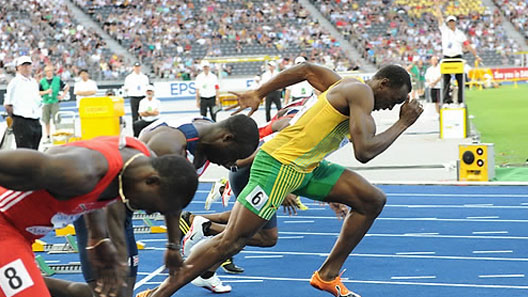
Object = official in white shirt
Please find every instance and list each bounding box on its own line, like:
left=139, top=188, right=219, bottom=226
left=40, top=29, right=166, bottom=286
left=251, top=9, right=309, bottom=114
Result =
left=73, top=69, right=98, bottom=108
left=195, top=60, right=220, bottom=121
left=261, top=61, right=281, bottom=121
left=434, top=9, right=480, bottom=104
left=133, top=85, right=161, bottom=137
left=425, top=56, right=442, bottom=113
left=3, top=56, right=43, bottom=149
left=124, top=62, right=150, bottom=122
left=284, top=57, right=314, bottom=104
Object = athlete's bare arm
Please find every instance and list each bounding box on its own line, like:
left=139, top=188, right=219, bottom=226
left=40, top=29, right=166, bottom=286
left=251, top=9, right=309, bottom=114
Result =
left=229, top=63, right=342, bottom=115
left=336, top=81, right=422, bottom=163
left=0, top=147, right=102, bottom=196
left=139, top=130, right=187, bottom=274
left=84, top=209, right=128, bottom=297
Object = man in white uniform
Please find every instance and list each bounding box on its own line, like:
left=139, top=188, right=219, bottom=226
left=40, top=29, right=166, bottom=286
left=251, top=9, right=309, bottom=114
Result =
left=195, top=60, right=220, bottom=121
left=4, top=56, right=42, bottom=149
left=434, top=8, right=480, bottom=104
left=284, top=57, right=314, bottom=104
left=425, top=56, right=442, bottom=113
left=124, top=62, right=150, bottom=122
left=73, top=69, right=98, bottom=108
left=133, top=85, right=161, bottom=137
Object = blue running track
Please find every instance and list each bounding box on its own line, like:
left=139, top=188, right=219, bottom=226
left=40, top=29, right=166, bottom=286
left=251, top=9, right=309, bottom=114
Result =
left=42, top=184, right=528, bottom=297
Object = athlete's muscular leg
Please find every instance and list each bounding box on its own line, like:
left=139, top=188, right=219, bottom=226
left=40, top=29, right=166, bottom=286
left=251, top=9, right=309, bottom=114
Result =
left=151, top=202, right=268, bottom=297
left=317, top=169, right=386, bottom=281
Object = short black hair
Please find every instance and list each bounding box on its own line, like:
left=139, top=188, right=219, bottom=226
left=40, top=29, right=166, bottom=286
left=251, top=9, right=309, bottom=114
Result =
left=222, top=114, right=259, bottom=159
left=152, top=155, right=198, bottom=210
left=79, top=69, right=89, bottom=74
left=373, top=65, right=412, bottom=92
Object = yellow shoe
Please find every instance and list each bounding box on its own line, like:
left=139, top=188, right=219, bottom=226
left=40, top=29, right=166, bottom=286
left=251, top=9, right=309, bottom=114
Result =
left=296, top=196, right=309, bottom=211
left=310, top=271, right=360, bottom=297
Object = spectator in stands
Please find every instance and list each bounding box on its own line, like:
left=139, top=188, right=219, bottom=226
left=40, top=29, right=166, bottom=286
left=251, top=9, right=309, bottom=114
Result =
left=434, top=9, right=481, bottom=104
left=74, top=69, right=98, bottom=108
left=284, top=57, right=315, bottom=104
left=133, top=85, right=161, bottom=137
left=39, top=65, right=70, bottom=144
left=261, top=61, right=282, bottom=121
left=195, top=60, right=220, bottom=121
left=124, top=62, right=150, bottom=122
left=4, top=56, right=42, bottom=150
left=425, top=56, right=442, bottom=114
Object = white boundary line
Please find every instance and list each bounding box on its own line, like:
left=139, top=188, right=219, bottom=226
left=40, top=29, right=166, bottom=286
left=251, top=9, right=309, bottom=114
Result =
left=240, top=250, right=528, bottom=262
left=137, top=273, right=528, bottom=290
left=278, top=231, right=528, bottom=240
left=277, top=215, right=528, bottom=223
left=200, top=179, right=528, bottom=186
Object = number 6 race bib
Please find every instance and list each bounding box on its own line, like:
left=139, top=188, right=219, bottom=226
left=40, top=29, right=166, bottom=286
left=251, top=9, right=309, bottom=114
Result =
left=246, top=186, right=269, bottom=212
left=0, top=259, right=33, bottom=297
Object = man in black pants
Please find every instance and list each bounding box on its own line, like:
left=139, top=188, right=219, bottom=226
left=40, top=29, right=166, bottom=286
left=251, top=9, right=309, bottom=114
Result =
left=434, top=9, right=480, bottom=104
left=124, top=62, right=149, bottom=122
left=3, top=56, right=42, bottom=149
left=195, top=60, right=220, bottom=121
left=261, top=61, right=282, bottom=121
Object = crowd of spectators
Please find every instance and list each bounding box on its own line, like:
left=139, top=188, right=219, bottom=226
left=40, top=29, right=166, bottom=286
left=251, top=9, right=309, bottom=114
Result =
left=314, top=0, right=521, bottom=67
left=493, top=0, right=528, bottom=43
left=74, top=0, right=358, bottom=79
left=0, top=0, right=129, bottom=83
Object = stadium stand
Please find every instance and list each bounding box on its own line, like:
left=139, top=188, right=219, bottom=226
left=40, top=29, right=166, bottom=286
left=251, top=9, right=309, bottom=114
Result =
left=73, top=0, right=358, bottom=78
left=0, top=0, right=124, bottom=81
left=312, top=0, right=521, bottom=67
left=493, top=0, right=528, bottom=43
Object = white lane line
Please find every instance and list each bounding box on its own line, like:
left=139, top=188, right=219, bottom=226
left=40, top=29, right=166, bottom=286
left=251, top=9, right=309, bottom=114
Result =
left=283, top=220, right=314, bottom=224
left=279, top=231, right=528, bottom=240
left=466, top=216, right=500, bottom=219
left=479, top=274, right=525, bottom=278
left=396, top=252, right=436, bottom=255
left=404, top=233, right=439, bottom=236
left=44, top=260, right=61, bottom=263
left=223, top=280, right=264, bottom=283
left=138, top=273, right=528, bottom=289
left=278, top=236, right=304, bottom=239
left=391, top=205, right=528, bottom=209
left=473, top=250, right=513, bottom=254
left=279, top=215, right=528, bottom=223
left=138, top=239, right=166, bottom=242
left=244, top=255, right=284, bottom=259
left=391, top=276, right=437, bottom=280
left=134, top=265, right=165, bottom=290
left=464, top=204, right=494, bottom=206
left=241, top=250, right=528, bottom=262
left=387, top=193, right=528, bottom=198
left=522, top=203, right=528, bottom=205
left=472, top=231, right=509, bottom=234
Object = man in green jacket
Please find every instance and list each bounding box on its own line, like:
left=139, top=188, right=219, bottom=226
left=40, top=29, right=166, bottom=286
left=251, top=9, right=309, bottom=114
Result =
left=39, top=65, right=69, bottom=143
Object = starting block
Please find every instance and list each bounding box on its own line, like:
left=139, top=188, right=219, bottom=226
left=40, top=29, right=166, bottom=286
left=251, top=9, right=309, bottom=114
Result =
left=55, top=224, right=76, bottom=236
left=36, top=255, right=82, bottom=276
left=32, top=235, right=78, bottom=253
left=133, top=218, right=167, bottom=234
left=132, top=211, right=164, bottom=221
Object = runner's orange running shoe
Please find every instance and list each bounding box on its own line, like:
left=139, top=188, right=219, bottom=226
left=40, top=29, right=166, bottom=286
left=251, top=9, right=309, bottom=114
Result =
left=310, top=271, right=361, bottom=297
left=135, top=287, right=156, bottom=297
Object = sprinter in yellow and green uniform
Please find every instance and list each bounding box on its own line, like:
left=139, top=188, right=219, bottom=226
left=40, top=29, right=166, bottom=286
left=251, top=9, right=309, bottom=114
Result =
left=138, top=63, right=424, bottom=297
